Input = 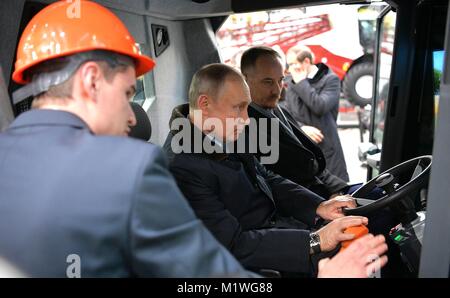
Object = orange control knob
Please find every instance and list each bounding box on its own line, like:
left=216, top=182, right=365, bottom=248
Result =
left=340, top=224, right=369, bottom=251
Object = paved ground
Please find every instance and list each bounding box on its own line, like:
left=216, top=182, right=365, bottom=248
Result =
left=338, top=127, right=368, bottom=184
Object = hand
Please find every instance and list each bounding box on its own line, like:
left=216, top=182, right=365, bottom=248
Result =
left=329, top=192, right=342, bottom=199
left=290, top=67, right=308, bottom=83
left=301, top=126, right=324, bottom=143
left=315, top=216, right=368, bottom=252
left=316, top=195, right=357, bottom=221
left=318, top=234, right=388, bottom=278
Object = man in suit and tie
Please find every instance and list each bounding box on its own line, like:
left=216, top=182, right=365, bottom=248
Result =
left=240, top=47, right=409, bottom=277
left=163, top=63, right=388, bottom=276
left=240, top=46, right=351, bottom=199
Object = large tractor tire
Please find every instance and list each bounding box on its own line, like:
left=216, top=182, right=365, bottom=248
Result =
left=342, top=62, right=374, bottom=107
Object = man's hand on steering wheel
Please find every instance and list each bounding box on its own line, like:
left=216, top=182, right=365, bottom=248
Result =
left=317, top=195, right=357, bottom=221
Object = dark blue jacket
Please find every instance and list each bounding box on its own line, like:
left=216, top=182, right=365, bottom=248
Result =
left=0, top=109, right=248, bottom=277
left=163, top=104, right=324, bottom=274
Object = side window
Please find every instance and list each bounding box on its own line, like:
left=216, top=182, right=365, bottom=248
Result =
left=132, top=44, right=156, bottom=111
left=368, top=9, right=396, bottom=177
left=216, top=3, right=389, bottom=183
left=432, top=50, right=444, bottom=128
left=372, top=10, right=396, bottom=150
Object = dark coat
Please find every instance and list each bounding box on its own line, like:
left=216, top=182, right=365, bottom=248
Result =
left=247, top=103, right=348, bottom=199
left=0, top=109, right=248, bottom=277
left=163, top=104, right=324, bottom=274
left=281, top=63, right=349, bottom=181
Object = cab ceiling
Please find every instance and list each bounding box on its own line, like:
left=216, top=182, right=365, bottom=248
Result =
left=32, top=0, right=398, bottom=20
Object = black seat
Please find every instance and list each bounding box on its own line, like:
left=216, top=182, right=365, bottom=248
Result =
left=0, top=65, right=15, bottom=132
left=129, top=102, right=151, bottom=142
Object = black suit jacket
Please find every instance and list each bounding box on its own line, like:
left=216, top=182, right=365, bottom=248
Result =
left=163, top=104, right=324, bottom=274
left=246, top=103, right=347, bottom=198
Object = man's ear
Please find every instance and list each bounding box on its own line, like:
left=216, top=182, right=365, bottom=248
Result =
left=77, top=61, right=103, bottom=102
left=197, top=94, right=210, bottom=116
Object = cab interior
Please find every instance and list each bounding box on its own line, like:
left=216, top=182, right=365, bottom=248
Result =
left=0, top=0, right=449, bottom=277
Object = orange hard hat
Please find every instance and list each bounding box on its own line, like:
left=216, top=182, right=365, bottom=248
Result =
left=12, top=0, right=155, bottom=84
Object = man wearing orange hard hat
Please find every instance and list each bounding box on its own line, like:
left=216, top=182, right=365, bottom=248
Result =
left=0, top=0, right=387, bottom=278
left=0, top=0, right=251, bottom=278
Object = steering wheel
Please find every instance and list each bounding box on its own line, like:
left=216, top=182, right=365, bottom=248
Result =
left=343, top=155, right=432, bottom=216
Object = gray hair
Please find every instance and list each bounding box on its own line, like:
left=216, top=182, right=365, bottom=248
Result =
left=188, top=63, right=244, bottom=109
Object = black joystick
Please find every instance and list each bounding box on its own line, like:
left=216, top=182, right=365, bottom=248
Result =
left=375, top=173, right=396, bottom=194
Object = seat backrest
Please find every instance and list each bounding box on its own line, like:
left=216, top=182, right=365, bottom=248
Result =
left=129, top=102, right=151, bottom=142
left=0, top=66, right=15, bottom=132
